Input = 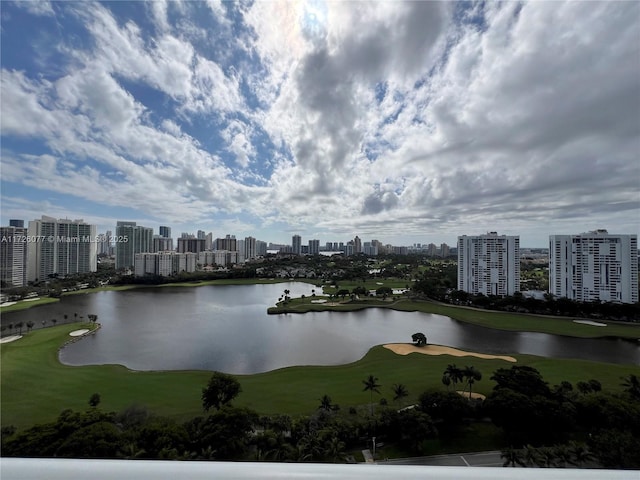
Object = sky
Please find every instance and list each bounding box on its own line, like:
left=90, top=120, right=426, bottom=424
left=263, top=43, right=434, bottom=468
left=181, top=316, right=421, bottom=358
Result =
left=1, top=1, right=638, bottom=248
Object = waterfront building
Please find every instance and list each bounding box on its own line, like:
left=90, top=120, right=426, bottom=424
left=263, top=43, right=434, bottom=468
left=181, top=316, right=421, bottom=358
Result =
left=549, top=230, right=638, bottom=304
left=0, top=225, right=27, bottom=286
left=256, top=240, right=267, bottom=256
left=457, top=232, right=520, bottom=296
left=152, top=235, right=174, bottom=253
left=115, top=221, right=153, bottom=270
left=27, top=216, right=97, bottom=282
left=134, top=252, right=197, bottom=277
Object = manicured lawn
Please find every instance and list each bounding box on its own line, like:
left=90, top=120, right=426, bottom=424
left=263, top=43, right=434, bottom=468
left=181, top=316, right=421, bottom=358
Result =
left=2, top=324, right=639, bottom=432
left=271, top=298, right=640, bottom=340
left=0, top=297, right=60, bottom=313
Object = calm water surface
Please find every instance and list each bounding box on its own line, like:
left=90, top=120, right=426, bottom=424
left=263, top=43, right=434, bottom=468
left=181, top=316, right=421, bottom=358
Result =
left=4, top=283, right=639, bottom=373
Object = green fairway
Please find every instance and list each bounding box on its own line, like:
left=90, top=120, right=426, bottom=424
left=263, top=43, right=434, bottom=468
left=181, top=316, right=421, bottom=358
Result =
left=0, top=297, right=60, bottom=313
left=271, top=297, right=640, bottom=340
left=2, top=323, right=639, bottom=432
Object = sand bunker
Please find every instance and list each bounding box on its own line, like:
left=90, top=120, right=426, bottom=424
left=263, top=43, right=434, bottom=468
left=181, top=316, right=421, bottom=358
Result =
left=69, top=329, right=90, bottom=337
left=0, top=335, right=23, bottom=344
left=456, top=390, right=486, bottom=400
left=383, top=343, right=517, bottom=363
left=573, top=320, right=607, bottom=327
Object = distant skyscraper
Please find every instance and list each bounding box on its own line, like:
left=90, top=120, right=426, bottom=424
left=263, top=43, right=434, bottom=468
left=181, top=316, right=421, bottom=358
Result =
left=197, top=230, right=206, bottom=240
left=244, top=236, right=257, bottom=260
left=308, top=239, right=320, bottom=255
left=205, top=232, right=213, bottom=251
left=115, top=221, right=153, bottom=270
left=353, top=236, right=362, bottom=254
left=159, top=226, right=171, bottom=238
left=440, top=243, right=450, bottom=258
left=215, top=234, right=237, bottom=252
left=256, top=240, right=267, bottom=256
left=1, top=225, right=27, bottom=286
left=549, top=230, right=638, bottom=304
left=458, top=232, right=520, bottom=297
left=27, top=216, right=97, bottom=282
left=177, top=238, right=206, bottom=254
left=292, top=235, right=302, bottom=255
left=9, top=219, right=24, bottom=228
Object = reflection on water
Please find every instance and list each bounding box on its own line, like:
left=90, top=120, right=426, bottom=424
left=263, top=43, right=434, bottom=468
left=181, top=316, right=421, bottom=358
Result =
left=4, top=282, right=639, bottom=373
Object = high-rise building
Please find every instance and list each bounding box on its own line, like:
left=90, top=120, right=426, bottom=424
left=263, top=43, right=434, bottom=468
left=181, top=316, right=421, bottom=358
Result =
left=292, top=235, right=302, bottom=255
left=215, top=234, right=237, bottom=252
left=159, top=226, right=171, bottom=238
left=9, top=219, right=24, bottom=228
left=363, top=241, right=378, bottom=256
left=152, top=235, right=174, bottom=252
left=197, top=230, right=206, bottom=240
left=440, top=243, right=450, bottom=258
left=244, top=236, right=257, bottom=260
left=549, top=230, right=638, bottom=304
left=308, top=239, right=320, bottom=255
left=27, top=216, right=97, bottom=282
left=353, top=236, right=362, bottom=254
left=457, top=232, right=520, bottom=296
left=115, top=221, right=153, bottom=270
left=256, top=240, right=267, bottom=256
left=205, top=232, right=213, bottom=251
left=1, top=225, right=27, bottom=286
left=177, top=238, right=206, bottom=254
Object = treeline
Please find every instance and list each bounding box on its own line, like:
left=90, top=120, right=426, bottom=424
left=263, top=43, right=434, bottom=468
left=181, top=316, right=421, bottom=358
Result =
left=111, top=268, right=257, bottom=286
left=2, top=369, right=639, bottom=468
left=413, top=274, right=640, bottom=322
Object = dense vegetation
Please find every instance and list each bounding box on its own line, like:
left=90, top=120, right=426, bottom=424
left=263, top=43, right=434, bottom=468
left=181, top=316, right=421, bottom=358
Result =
left=3, top=368, right=639, bottom=468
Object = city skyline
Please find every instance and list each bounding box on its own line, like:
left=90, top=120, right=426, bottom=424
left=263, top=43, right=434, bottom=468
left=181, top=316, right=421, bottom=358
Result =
left=1, top=2, right=638, bottom=247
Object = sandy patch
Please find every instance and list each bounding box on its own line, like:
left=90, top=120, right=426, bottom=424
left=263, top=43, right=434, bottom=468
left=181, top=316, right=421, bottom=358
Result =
left=383, top=343, right=517, bottom=363
left=69, top=329, right=90, bottom=337
left=573, top=320, right=607, bottom=327
left=311, top=299, right=328, bottom=304
left=0, top=335, right=23, bottom=343
left=456, top=390, right=486, bottom=400
left=23, top=297, right=41, bottom=302
left=0, top=302, right=17, bottom=307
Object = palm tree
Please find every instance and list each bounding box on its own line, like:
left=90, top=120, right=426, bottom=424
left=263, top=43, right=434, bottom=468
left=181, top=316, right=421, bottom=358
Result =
left=26, top=321, right=35, bottom=333
left=362, top=375, right=381, bottom=416
left=501, top=447, right=525, bottom=467
left=621, top=374, right=640, bottom=400
left=324, top=434, right=346, bottom=462
left=443, top=364, right=464, bottom=392
left=318, top=394, right=335, bottom=412
left=52, top=318, right=57, bottom=327
left=567, top=441, right=596, bottom=467
left=8, top=323, right=14, bottom=334
left=41, top=320, right=46, bottom=328
left=392, top=383, right=409, bottom=408
left=15, top=321, right=23, bottom=335
left=523, top=444, right=541, bottom=467
left=463, top=366, right=482, bottom=398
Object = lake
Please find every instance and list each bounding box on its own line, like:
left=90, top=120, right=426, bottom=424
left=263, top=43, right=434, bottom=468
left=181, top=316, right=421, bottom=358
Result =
left=3, top=282, right=638, bottom=373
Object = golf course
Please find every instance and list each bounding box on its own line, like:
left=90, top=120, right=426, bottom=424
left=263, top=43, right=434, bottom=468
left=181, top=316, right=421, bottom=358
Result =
left=2, top=321, right=639, bottom=432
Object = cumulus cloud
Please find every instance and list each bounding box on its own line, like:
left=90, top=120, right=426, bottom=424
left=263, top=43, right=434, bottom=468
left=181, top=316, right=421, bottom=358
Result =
left=1, top=1, right=638, bottom=244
